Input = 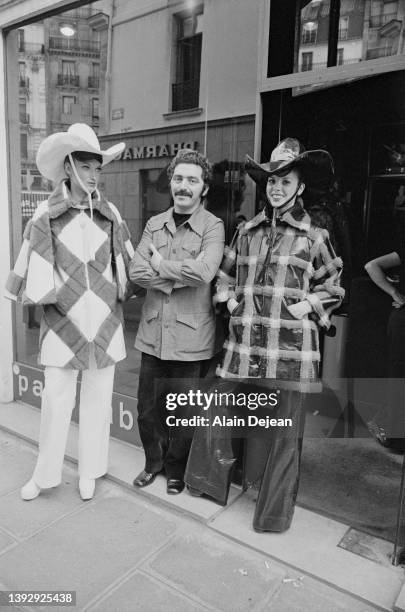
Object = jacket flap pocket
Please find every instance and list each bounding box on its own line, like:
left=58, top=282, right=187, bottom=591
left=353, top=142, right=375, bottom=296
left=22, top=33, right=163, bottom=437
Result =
left=176, top=312, right=198, bottom=329
left=145, top=309, right=159, bottom=322
left=154, top=234, right=169, bottom=250
left=181, top=240, right=202, bottom=257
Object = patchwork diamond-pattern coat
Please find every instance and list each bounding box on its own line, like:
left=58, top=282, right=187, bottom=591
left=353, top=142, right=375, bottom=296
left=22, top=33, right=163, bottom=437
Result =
left=5, top=181, right=135, bottom=369
left=214, top=200, right=344, bottom=391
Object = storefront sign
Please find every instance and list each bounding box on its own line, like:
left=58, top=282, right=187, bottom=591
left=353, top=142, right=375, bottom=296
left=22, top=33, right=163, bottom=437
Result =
left=120, top=141, right=198, bottom=160
left=12, top=362, right=141, bottom=446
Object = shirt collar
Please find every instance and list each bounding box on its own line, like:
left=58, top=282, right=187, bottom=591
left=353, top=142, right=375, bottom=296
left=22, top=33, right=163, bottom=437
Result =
left=244, top=198, right=311, bottom=233
left=47, top=180, right=115, bottom=221
left=154, top=203, right=207, bottom=237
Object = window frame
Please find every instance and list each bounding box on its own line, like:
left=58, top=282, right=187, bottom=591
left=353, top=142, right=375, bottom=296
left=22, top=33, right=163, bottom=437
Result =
left=258, top=0, right=405, bottom=94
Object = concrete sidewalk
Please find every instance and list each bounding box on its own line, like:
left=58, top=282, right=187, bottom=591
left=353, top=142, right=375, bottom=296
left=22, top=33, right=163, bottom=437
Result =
left=0, top=401, right=404, bottom=611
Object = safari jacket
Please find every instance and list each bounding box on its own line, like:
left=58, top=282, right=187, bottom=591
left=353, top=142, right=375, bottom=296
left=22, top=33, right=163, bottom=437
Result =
left=129, top=204, right=224, bottom=361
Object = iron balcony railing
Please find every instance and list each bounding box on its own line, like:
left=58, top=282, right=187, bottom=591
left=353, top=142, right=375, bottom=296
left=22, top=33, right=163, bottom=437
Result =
left=49, top=36, right=100, bottom=54
left=366, top=47, right=395, bottom=60
left=369, top=13, right=398, bottom=28
left=57, top=74, right=80, bottom=87
left=19, top=42, right=45, bottom=54
left=172, top=79, right=200, bottom=112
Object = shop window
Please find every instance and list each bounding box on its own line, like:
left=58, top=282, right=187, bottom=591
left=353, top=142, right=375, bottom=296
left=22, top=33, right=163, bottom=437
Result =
left=62, top=95, right=76, bottom=114
left=272, top=0, right=405, bottom=81
left=172, top=8, right=203, bottom=111
left=301, top=52, right=313, bottom=71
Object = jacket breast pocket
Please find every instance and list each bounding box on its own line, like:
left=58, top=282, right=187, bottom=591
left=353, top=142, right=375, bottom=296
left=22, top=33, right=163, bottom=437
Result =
left=153, top=233, right=169, bottom=256
left=181, top=239, right=202, bottom=259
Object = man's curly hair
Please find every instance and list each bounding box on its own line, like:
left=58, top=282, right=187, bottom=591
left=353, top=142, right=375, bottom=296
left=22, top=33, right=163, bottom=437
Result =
left=167, top=149, right=213, bottom=186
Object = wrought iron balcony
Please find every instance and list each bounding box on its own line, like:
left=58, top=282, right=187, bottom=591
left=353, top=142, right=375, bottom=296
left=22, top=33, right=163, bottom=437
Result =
left=19, top=42, right=45, bottom=54
left=172, top=79, right=200, bottom=112
left=366, top=47, right=395, bottom=60
left=369, top=13, right=398, bottom=28
left=57, top=74, right=80, bottom=87
left=49, top=36, right=100, bottom=55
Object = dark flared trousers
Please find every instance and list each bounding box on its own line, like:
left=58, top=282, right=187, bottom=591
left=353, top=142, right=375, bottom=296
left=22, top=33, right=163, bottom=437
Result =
left=136, top=352, right=210, bottom=479
left=185, top=386, right=306, bottom=532
left=372, top=307, right=405, bottom=439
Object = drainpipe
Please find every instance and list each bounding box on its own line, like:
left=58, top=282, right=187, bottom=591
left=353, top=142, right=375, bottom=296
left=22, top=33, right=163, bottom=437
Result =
left=104, top=0, right=114, bottom=135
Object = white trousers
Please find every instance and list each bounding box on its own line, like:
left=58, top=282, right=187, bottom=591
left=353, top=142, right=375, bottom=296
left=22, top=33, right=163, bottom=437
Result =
left=32, top=364, right=115, bottom=488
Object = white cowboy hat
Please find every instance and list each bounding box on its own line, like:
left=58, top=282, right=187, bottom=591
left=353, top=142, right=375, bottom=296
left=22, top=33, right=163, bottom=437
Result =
left=36, top=123, right=125, bottom=183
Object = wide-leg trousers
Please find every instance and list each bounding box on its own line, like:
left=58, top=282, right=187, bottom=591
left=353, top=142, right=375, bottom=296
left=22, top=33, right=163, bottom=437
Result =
left=32, top=364, right=115, bottom=488
left=185, top=386, right=306, bottom=532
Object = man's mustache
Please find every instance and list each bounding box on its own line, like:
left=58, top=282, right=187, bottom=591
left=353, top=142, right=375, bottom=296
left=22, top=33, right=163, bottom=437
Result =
left=175, top=189, right=193, bottom=197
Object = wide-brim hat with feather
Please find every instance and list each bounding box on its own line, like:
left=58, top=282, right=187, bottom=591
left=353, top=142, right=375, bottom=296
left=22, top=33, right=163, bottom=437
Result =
left=245, top=137, right=334, bottom=192
left=36, top=123, right=125, bottom=183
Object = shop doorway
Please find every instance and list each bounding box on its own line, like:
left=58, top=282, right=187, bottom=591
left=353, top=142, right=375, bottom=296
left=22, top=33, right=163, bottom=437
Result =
left=260, top=70, right=405, bottom=545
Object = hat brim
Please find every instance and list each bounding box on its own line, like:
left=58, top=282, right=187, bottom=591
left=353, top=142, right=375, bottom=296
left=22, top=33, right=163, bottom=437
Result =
left=36, top=132, right=125, bottom=183
left=245, top=150, right=334, bottom=192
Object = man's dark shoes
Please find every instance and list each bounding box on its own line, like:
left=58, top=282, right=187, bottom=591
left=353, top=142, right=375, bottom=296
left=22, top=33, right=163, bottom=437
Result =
left=133, top=470, right=157, bottom=488
left=167, top=478, right=185, bottom=495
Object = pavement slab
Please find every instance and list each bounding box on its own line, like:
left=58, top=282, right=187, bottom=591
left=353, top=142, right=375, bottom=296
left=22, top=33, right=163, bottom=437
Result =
left=87, top=571, right=208, bottom=612
left=0, top=492, right=178, bottom=609
left=147, top=529, right=286, bottom=612
left=209, top=489, right=404, bottom=610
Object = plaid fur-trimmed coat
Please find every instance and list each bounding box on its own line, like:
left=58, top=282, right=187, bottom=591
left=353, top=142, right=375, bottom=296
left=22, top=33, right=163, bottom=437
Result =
left=5, top=181, right=135, bottom=369
left=215, top=200, right=344, bottom=390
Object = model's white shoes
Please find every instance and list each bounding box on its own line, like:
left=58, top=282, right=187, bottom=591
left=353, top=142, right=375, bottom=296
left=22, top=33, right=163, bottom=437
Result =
left=21, top=479, right=41, bottom=501
left=79, top=478, right=95, bottom=501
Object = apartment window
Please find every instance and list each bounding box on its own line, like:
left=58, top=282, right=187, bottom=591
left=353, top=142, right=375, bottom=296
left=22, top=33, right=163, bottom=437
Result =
left=17, top=29, right=25, bottom=52
left=59, top=61, right=78, bottom=86
left=62, top=95, right=76, bottom=114
left=337, top=48, right=344, bottom=65
left=321, top=2, right=331, bottom=17
left=18, top=62, right=27, bottom=87
left=301, top=22, right=318, bottom=44
left=20, top=133, right=28, bottom=159
left=91, top=98, right=99, bottom=126
left=301, top=52, right=313, bottom=72
left=338, top=16, right=349, bottom=39
left=341, top=0, right=355, bottom=10
left=172, top=9, right=203, bottom=111
left=89, top=63, right=100, bottom=89
left=19, top=98, right=28, bottom=123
